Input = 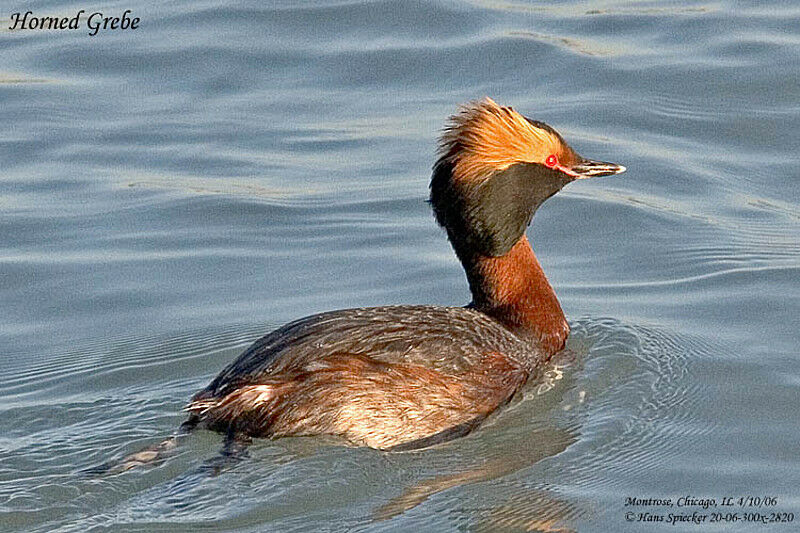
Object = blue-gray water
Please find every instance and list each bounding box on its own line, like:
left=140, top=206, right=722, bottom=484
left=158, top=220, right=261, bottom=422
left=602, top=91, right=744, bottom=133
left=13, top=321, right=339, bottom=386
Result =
left=2, top=1, right=799, bottom=532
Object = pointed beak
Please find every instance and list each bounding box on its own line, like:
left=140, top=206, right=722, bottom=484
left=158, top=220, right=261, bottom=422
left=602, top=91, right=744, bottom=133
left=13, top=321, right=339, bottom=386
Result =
left=566, top=159, right=626, bottom=179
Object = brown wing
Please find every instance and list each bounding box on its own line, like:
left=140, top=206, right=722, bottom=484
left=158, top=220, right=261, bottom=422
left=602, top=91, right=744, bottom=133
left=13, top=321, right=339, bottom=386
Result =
left=196, top=305, right=540, bottom=401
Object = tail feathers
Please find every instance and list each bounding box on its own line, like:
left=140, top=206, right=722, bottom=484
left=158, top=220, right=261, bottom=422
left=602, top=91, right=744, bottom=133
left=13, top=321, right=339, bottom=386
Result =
left=185, top=384, right=281, bottom=421
left=184, top=397, right=218, bottom=415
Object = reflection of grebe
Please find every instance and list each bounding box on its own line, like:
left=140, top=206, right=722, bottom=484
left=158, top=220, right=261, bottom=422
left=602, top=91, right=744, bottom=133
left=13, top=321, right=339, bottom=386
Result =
left=186, top=98, right=625, bottom=451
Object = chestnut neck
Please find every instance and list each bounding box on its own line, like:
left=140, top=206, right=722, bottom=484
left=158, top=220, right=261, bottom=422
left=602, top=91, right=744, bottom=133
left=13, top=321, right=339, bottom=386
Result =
left=462, top=235, right=569, bottom=355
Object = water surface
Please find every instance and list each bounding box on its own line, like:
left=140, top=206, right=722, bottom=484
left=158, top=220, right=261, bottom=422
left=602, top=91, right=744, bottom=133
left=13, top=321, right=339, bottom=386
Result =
left=1, top=1, right=799, bottom=531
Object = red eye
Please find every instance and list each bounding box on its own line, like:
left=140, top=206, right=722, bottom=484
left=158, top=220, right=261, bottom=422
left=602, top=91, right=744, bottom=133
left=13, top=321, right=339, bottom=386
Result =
left=545, top=154, right=558, bottom=168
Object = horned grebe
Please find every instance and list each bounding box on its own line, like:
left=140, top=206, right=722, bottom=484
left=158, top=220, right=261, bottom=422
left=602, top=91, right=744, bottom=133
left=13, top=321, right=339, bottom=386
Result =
left=183, top=98, right=625, bottom=451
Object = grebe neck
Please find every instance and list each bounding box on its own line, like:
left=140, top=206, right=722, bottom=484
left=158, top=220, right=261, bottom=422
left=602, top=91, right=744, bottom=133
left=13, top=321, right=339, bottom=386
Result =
left=463, top=235, right=569, bottom=355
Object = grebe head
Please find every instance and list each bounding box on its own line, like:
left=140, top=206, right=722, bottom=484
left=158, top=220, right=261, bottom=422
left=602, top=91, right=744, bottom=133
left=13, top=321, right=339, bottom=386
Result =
left=430, top=98, right=626, bottom=258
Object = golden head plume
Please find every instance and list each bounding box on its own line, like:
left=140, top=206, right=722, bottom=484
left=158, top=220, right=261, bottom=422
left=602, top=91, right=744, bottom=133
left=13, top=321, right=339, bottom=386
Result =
left=437, top=98, right=566, bottom=182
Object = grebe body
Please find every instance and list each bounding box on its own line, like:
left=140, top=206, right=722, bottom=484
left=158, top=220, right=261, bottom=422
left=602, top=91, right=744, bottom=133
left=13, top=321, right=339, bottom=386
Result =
left=190, top=306, right=532, bottom=450
left=185, top=98, right=625, bottom=451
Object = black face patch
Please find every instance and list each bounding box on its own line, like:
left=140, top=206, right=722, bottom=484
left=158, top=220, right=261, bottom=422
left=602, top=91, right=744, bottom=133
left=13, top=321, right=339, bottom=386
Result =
left=430, top=161, right=572, bottom=257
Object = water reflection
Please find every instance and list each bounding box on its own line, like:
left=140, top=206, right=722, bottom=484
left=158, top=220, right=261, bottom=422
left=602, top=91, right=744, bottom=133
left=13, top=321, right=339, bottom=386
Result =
left=374, top=424, right=576, bottom=522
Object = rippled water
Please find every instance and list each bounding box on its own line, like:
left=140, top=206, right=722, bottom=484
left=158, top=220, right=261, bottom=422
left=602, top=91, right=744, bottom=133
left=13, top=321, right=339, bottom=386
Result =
left=2, top=1, right=799, bottom=531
